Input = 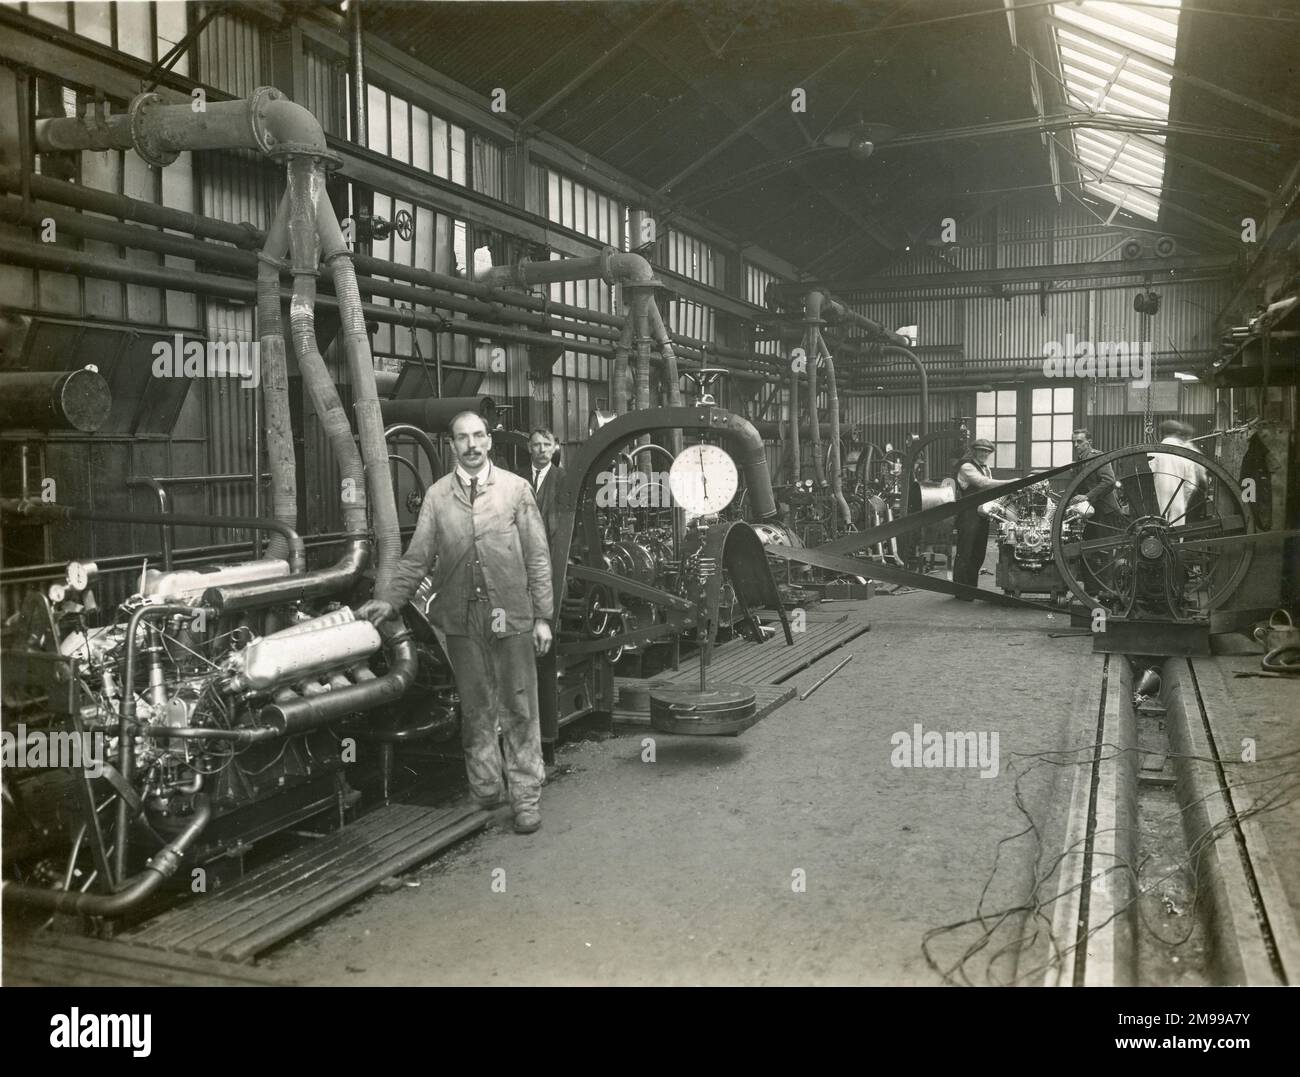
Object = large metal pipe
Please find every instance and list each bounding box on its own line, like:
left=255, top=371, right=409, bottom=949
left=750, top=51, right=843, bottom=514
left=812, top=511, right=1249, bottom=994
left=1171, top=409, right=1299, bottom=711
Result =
left=882, top=345, right=929, bottom=439
left=481, top=246, right=656, bottom=289
left=258, top=627, right=418, bottom=734
left=283, top=160, right=368, bottom=542
left=754, top=421, right=837, bottom=440
left=788, top=351, right=801, bottom=484
left=0, top=369, right=111, bottom=432
left=2, top=795, right=212, bottom=916
left=202, top=537, right=370, bottom=614
left=258, top=192, right=298, bottom=564
left=379, top=395, right=496, bottom=432
left=33, top=87, right=335, bottom=167
left=0, top=170, right=784, bottom=369
left=0, top=500, right=305, bottom=567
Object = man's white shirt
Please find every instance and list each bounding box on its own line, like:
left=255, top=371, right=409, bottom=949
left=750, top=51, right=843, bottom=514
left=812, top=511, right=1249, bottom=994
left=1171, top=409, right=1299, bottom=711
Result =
left=1150, top=437, right=1205, bottom=525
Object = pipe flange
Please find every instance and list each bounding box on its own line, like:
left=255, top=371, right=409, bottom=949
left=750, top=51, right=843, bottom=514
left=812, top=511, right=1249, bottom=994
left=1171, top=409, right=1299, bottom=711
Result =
left=251, top=86, right=344, bottom=169
left=598, top=245, right=616, bottom=286
left=267, top=143, right=344, bottom=170
left=128, top=92, right=179, bottom=169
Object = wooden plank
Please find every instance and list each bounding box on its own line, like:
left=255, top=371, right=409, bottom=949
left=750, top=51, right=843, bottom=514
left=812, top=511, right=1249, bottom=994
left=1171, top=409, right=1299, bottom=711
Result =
left=660, top=616, right=869, bottom=686
left=125, top=805, right=483, bottom=959
left=3, top=935, right=284, bottom=987
left=128, top=806, right=441, bottom=948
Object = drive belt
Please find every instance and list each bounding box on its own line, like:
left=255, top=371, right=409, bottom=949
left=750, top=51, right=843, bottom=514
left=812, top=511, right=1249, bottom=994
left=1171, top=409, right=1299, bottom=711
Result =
left=764, top=543, right=1064, bottom=613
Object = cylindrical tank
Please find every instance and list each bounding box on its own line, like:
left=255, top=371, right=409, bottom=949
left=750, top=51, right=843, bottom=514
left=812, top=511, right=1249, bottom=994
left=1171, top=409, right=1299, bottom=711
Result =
left=0, top=368, right=112, bottom=432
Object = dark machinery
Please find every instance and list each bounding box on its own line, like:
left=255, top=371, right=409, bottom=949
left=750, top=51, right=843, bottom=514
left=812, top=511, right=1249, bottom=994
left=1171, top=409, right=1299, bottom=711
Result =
left=1050, top=443, right=1257, bottom=654
left=542, top=405, right=793, bottom=741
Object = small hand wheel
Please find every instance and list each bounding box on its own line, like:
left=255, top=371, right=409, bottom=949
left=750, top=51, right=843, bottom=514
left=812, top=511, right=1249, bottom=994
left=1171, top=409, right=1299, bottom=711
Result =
left=393, top=209, right=414, bottom=242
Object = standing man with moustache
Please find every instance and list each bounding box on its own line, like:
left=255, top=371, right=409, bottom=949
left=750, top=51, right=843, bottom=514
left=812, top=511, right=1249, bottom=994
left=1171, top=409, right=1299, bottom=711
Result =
left=358, top=411, right=553, bottom=834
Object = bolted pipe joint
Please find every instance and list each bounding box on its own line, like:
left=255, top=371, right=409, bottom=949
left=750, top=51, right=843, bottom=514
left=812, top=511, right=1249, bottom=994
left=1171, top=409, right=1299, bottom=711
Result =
left=35, top=86, right=341, bottom=170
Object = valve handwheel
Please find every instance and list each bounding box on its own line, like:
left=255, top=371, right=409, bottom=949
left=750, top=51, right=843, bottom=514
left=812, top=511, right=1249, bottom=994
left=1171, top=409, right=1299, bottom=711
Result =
left=1050, top=444, right=1253, bottom=621
left=393, top=209, right=415, bottom=242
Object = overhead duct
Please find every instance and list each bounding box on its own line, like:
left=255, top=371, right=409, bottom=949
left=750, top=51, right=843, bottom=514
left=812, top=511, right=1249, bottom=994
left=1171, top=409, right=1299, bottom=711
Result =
left=379, top=395, right=496, bottom=433
left=0, top=368, right=111, bottom=432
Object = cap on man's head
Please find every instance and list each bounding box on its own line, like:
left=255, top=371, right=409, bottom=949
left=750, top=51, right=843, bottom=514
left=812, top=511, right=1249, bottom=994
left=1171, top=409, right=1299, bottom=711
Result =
left=972, top=438, right=995, bottom=453
left=1159, top=419, right=1194, bottom=439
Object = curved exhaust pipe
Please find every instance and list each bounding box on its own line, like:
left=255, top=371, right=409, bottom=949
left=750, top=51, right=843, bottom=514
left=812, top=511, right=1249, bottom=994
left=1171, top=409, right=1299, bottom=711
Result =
left=3, top=795, right=212, bottom=916
left=258, top=625, right=418, bottom=734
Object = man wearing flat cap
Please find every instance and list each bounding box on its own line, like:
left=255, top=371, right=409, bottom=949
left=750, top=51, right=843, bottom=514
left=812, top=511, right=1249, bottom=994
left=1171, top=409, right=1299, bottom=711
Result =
left=951, top=438, right=1015, bottom=598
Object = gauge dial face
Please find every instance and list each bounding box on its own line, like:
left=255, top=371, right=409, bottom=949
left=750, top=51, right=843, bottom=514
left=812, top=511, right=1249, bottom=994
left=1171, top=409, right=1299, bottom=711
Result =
left=668, top=444, right=739, bottom=516
left=66, top=561, right=89, bottom=591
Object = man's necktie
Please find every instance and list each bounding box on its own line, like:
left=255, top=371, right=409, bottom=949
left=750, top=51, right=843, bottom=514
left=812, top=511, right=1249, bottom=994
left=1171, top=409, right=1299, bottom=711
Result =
left=533, top=469, right=540, bottom=491
left=469, top=477, right=478, bottom=504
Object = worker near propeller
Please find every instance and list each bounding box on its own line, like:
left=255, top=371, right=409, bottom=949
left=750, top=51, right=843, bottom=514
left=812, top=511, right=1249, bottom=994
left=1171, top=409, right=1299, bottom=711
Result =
left=951, top=438, right=1016, bottom=599
left=1070, top=428, right=1126, bottom=533
left=358, top=410, right=553, bottom=835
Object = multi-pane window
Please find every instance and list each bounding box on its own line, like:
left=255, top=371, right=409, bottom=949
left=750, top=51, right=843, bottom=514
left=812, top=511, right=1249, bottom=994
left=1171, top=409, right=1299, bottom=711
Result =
left=366, top=85, right=467, bottom=187
left=544, top=169, right=621, bottom=244
left=24, top=1, right=188, bottom=67
left=975, top=390, right=1018, bottom=470
left=666, top=229, right=717, bottom=288
left=667, top=297, right=714, bottom=343
left=1030, top=387, right=1076, bottom=468
left=367, top=191, right=470, bottom=365
left=745, top=262, right=780, bottom=308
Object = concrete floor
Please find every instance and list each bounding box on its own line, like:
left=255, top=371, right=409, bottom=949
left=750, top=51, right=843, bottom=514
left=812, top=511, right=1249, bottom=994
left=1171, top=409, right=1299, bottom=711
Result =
left=263, top=568, right=1106, bottom=985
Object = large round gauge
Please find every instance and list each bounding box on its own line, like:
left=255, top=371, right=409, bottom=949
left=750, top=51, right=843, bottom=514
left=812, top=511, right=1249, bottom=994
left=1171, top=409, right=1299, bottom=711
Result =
left=668, top=444, right=739, bottom=516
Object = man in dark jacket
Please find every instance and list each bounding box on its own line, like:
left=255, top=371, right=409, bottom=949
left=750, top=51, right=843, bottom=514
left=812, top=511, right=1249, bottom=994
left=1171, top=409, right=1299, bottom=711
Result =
left=358, top=411, right=553, bottom=835
left=1071, top=429, right=1125, bottom=528
left=525, top=427, right=567, bottom=553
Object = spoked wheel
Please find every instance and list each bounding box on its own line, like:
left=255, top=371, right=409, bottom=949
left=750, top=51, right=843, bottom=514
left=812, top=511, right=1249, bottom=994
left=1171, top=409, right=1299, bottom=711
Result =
left=1051, top=444, right=1253, bottom=620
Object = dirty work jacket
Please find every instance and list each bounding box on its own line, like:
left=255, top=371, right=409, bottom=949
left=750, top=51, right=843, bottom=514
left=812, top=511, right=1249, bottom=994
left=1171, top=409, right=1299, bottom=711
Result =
left=375, top=465, right=553, bottom=636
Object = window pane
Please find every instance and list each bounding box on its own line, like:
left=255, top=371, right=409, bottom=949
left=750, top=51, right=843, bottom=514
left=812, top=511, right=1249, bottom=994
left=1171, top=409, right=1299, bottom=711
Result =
left=411, top=106, right=430, bottom=171
left=1032, top=387, right=1052, bottom=412
left=547, top=171, right=560, bottom=223
left=997, top=390, right=1016, bottom=414
left=996, top=416, right=1016, bottom=442
left=996, top=444, right=1016, bottom=469
left=1053, top=414, right=1073, bottom=440
left=1032, top=415, right=1051, bottom=439
left=78, top=2, right=113, bottom=44
left=1052, top=442, right=1073, bottom=466
left=366, top=87, right=388, bottom=154
left=560, top=177, right=573, bottom=229
left=1031, top=442, right=1052, bottom=467
left=450, top=125, right=466, bottom=185
left=975, top=417, right=996, bottom=440
left=431, top=117, right=449, bottom=177
left=976, top=391, right=995, bottom=415
left=117, top=0, right=151, bottom=59
left=1054, top=386, right=1075, bottom=412
left=390, top=99, right=410, bottom=164
left=586, top=189, right=597, bottom=239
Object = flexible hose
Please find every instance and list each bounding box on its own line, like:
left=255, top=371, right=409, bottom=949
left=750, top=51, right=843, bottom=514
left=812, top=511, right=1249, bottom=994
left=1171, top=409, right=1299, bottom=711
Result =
left=318, top=199, right=402, bottom=597
left=285, top=157, right=367, bottom=538
left=816, top=331, right=852, bottom=529
left=257, top=191, right=297, bottom=562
